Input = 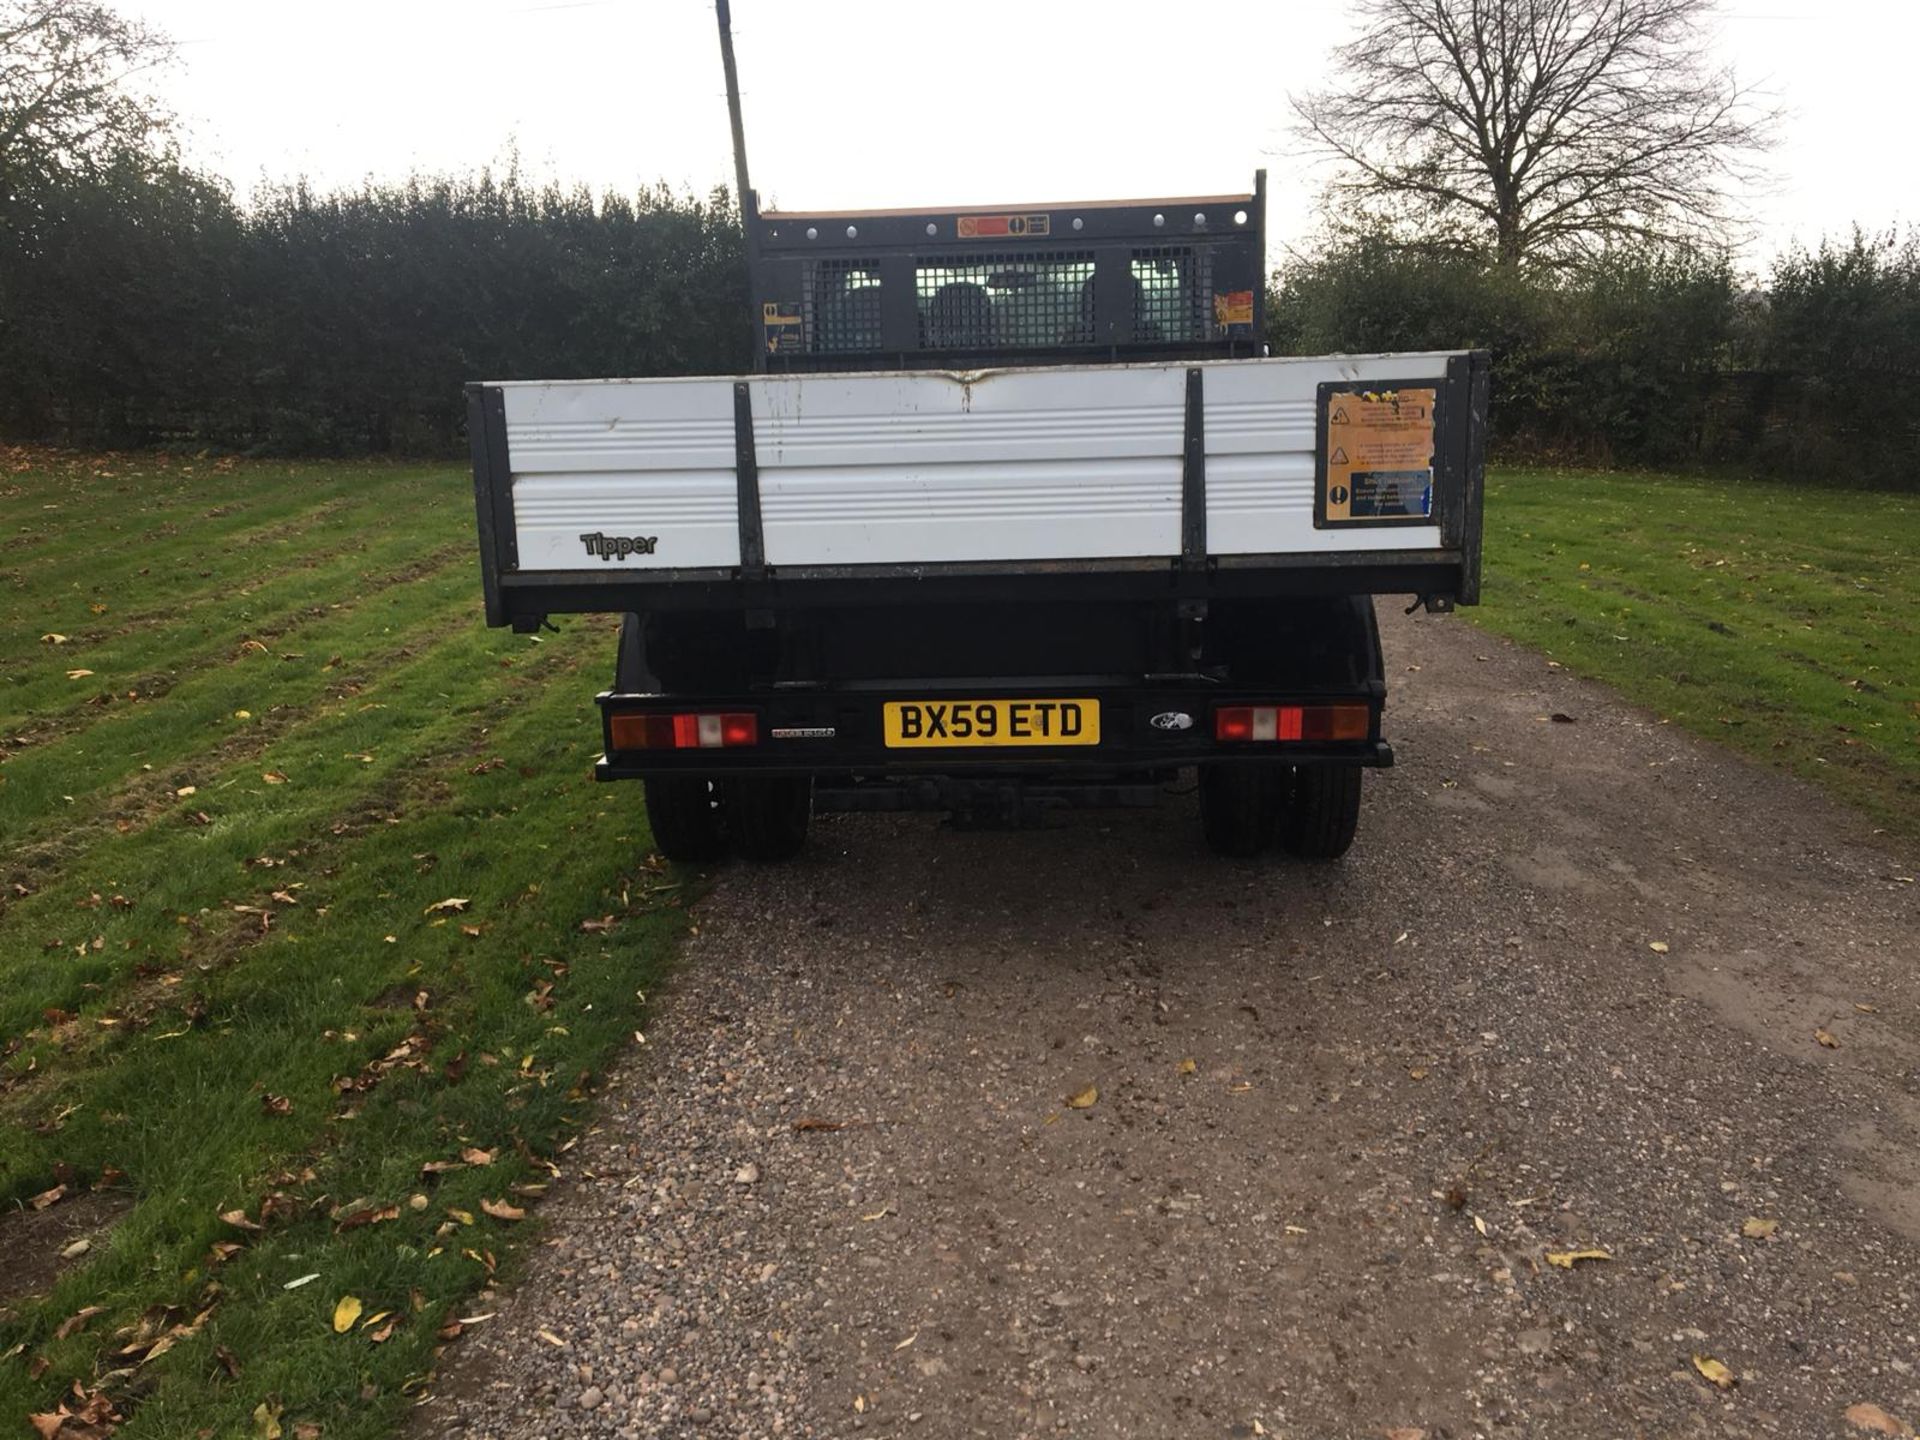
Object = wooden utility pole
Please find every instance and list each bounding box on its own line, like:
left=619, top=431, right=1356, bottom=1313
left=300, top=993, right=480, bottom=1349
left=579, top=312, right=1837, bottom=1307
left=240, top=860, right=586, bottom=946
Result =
left=714, top=0, right=759, bottom=365
left=715, top=0, right=753, bottom=222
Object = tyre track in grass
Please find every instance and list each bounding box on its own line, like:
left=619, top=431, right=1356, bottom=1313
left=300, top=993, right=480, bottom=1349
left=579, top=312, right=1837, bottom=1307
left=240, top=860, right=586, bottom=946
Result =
left=0, top=533, right=472, bottom=757
left=1, top=616, right=692, bottom=1440
left=0, top=620, right=602, bottom=1165
left=0, top=609, right=613, bottom=1035
left=0, top=554, right=485, bottom=877
left=0, top=476, right=456, bottom=679
left=1, top=460, right=444, bottom=578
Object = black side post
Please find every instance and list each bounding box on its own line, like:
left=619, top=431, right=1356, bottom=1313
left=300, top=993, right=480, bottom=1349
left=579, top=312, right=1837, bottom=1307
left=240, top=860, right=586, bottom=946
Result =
left=466, top=383, right=515, bottom=629
left=733, top=381, right=774, bottom=627
left=1178, top=366, right=1208, bottom=620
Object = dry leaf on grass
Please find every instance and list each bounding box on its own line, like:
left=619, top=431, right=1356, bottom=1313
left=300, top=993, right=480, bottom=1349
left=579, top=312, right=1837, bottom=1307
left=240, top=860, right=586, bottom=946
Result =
left=254, top=1399, right=283, bottom=1439
left=262, top=770, right=289, bottom=784
left=1545, top=1248, right=1612, bottom=1269
left=331, top=1296, right=362, bottom=1333
left=65, top=669, right=94, bottom=680
left=480, top=1197, right=526, bottom=1222
left=1693, top=1355, right=1735, bottom=1389
left=53, top=1307, right=106, bottom=1341
left=261, top=1093, right=292, bottom=1116
left=424, top=897, right=471, bottom=914
left=461, top=1147, right=496, bottom=1166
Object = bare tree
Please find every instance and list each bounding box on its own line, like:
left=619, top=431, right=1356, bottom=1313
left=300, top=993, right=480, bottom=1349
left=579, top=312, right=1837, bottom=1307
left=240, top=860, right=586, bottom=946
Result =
left=1291, top=0, right=1774, bottom=264
left=0, top=0, right=175, bottom=208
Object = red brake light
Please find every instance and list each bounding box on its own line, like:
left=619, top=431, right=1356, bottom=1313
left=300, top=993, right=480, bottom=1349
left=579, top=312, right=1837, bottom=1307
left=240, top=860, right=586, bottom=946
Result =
left=1215, top=703, right=1369, bottom=743
left=610, top=711, right=760, bottom=751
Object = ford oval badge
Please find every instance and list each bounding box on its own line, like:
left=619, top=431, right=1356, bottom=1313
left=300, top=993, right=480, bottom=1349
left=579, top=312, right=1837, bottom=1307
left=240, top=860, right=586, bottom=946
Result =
left=1149, top=711, right=1193, bottom=732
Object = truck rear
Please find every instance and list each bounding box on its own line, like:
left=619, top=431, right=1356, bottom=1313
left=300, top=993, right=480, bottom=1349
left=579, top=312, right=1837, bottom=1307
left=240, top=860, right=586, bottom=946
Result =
left=468, top=177, right=1487, bottom=862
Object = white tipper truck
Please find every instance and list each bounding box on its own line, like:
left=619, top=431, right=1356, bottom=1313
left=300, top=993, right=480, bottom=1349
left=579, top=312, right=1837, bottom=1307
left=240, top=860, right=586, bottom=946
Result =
left=468, top=176, right=1487, bottom=862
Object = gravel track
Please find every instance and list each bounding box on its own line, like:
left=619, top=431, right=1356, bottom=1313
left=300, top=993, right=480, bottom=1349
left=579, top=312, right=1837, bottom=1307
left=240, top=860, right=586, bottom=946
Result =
left=419, top=609, right=1920, bottom=1440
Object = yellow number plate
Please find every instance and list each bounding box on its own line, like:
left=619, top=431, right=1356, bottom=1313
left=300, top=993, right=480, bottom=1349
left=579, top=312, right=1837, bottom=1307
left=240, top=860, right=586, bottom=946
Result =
left=882, top=698, right=1100, bottom=749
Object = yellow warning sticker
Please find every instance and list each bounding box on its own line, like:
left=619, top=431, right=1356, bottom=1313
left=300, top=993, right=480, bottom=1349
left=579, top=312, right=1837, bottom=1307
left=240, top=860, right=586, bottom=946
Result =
left=1322, top=388, right=1437, bottom=525
left=1213, top=289, right=1255, bottom=327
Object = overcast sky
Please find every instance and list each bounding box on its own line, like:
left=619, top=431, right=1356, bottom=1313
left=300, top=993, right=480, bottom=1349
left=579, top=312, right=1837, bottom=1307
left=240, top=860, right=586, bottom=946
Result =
left=129, top=0, right=1918, bottom=268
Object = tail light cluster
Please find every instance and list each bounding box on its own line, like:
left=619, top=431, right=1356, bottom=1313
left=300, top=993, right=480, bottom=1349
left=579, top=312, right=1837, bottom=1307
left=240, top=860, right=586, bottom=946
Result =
left=609, top=711, right=759, bottom=750
left=1215, top=703, right=1370, bottom=743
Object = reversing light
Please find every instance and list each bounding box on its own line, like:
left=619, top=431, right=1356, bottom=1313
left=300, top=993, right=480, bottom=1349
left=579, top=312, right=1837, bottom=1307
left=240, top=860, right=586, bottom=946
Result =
left=609, top=711, right=758, bottom=751
left=1214, top=704, right=1369, bottom=743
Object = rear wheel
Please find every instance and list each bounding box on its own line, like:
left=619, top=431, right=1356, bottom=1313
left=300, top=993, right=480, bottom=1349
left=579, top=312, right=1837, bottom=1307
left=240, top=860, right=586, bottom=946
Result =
left=1279, top=766, right=1363, bottom=860
left=1199, top=764, right=1280, bottom=857
left=727, top=776, right=812, bottom=862
left=642, top=776, right=729, bottom=864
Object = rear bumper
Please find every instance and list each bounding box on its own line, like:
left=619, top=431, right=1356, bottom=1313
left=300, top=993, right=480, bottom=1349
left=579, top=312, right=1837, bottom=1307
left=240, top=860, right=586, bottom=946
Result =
left=591, top=682, right=1392, bottom=782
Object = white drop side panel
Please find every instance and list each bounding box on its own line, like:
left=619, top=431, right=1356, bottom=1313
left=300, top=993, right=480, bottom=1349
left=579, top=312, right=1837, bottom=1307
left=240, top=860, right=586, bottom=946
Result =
left=753, top=367, right=1184, bottom=566
left=1204, top=354, right=1449, bottom=555
left=502, top=378, right=741, bottom=570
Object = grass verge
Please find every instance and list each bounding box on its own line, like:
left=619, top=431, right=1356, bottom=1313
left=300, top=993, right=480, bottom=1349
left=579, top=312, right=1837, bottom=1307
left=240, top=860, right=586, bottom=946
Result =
left=2, top=452, right=694, bottom=1439
left=1473, top=467, right=1920, bottom=840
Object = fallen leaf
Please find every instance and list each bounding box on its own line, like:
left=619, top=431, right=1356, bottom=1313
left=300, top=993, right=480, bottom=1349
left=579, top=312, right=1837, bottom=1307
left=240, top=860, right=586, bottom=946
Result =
left=854, top=1395, right=866, bottom=1414
left=460, top=1147, right=495, bottom=1166
left=1177, top=1057, right=1197, bottom=1076
left=1742, top=1217, right=1779, bottom=1239
left=1545, top=1248, right=1612, bottom=1269
left=1385, top=1429, right=1428, bottom=1440
left=1854, top=1003, right=1878, bottom=1015
left=29, top=1185, right=65, bottom=1210
left=536, top=1328, right=567, bottom=1348
left=1692, top=1354, right=1735, bottom=1389
left=424, top=897, right=471, bottom=915
left=480, top=1197, right=525, bottom=1222
left=283, top=1274, right=320, bottom=1290
left=1816, top=1028, right=1840, bottom=1049
left=54, top=1306, right=106, bottom=1340
left=1408, top=1066, right=1430, bottom=1081
left=220, top=1207, right=264, bottom=1231
left=332, top=1295, right=363, bottom=1333
left=59, top=1238, right=90, bottom=1260
left=1066, top=1085, right=1098, bottom=1109
left=262, top=770, right=289, bottom=784
left=262, top=1093, right=293, bottom=1116
left=1844, top=1402, right=1910, bottom=1435
left=254, top=1398, right=284, bottom=1439
left=1649, top=941, right=1670, bottom=954
left=41, top=633, right=67, bottom=644
left=66, top=669, right=94, bottom=679
left=894, top=1331, right=918, bottom=1351
left=792, top=1117, right=844, bottom=1133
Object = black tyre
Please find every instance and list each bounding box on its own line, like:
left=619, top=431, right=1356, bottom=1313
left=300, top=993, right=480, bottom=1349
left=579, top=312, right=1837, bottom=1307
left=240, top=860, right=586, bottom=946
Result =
left=1199, top=764, right=1280, bottom=858
left=1279, top=766, right=1363, bottom=860
left=727, top=776, right=811, bottom=862
left=643, top=776, right=729, bottom=864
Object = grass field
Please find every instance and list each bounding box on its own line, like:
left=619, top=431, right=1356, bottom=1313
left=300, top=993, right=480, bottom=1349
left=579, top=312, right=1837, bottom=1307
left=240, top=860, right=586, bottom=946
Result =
left=1, top=449, right=687, bottom=1438
left=3, top=452, right=1917, bottom=1439
left=1473, top=467, right=1920, bottom=839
